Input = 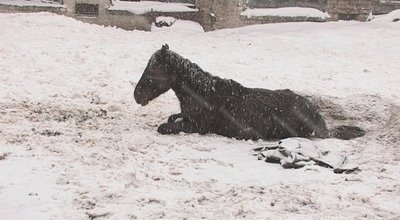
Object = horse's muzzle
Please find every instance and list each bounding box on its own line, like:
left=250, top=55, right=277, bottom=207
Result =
left=140, top=100, right=149, bottom=106
left=134, top=88, right=149, bottom=106
left=135, top=97, right=149, bottom=106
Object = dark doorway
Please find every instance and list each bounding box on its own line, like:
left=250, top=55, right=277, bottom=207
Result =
left=75, top=3, right=99, bottom=16
left=338, top=13, right=358, bottom=20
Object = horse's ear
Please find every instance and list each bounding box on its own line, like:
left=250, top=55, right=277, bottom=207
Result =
left=161, top=44, right=169, bottom=53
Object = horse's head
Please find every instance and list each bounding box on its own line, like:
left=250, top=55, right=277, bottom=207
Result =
left=134, top=44, right=175, bottom=106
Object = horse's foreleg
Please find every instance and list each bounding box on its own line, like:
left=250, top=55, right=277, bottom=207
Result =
left=167, top=113, right=185, bottom=123
left=157, top=120, right=198, bottom=135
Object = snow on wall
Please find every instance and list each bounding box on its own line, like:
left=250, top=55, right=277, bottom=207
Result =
left=241, top=7, right=330, bottom=19
left=371, top=8, right=400, bottom=21
left=109, top=0, right=197, bottom=15
left=0, top=0, right=65, bottom=8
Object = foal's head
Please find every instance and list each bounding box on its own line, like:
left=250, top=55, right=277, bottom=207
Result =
left=134, top=44, right=176, bottom=106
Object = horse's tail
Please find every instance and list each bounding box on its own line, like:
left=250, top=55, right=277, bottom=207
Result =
left=314, top=116, right=330, bottom=139
left=328, top=125, right=366, bottom=140
left=313, top=114, right=365, bottom=140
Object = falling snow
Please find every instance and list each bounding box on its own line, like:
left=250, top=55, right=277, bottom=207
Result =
left=0, top=12, right=400, bottom=219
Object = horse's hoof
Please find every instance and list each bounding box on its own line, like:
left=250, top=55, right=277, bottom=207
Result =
left=157, top=123, right=173, bottom=134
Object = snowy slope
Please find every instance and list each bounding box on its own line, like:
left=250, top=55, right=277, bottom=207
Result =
left=0, top=12, right=399, bottom=219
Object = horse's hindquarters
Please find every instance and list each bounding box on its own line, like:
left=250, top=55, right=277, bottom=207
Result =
left=213, top=89, right=326, bottom=140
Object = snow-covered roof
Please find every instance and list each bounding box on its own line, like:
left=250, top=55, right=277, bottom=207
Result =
left=241, top=7, right=330, bottom=19
left=152, top=17, right=204, bottom=33
left=371, top=9, right=400, bottom=22
left=0, top=0, right=65, bottom=8
left=108, top=0, right=197, bottom=15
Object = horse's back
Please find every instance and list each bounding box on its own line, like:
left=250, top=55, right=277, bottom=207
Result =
left=214, top=87, right=328, bottom=139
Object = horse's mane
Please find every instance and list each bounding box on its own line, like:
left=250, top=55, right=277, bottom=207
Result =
left=163, top=50, right=243, bottom=96
left=165, top=50, right=212, bottom=83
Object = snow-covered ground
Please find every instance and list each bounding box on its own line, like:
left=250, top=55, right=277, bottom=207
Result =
left=0, top=12, right=400, bottom=219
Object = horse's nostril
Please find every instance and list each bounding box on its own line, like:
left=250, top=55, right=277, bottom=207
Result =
left=141, top=100, right=149, bottom=106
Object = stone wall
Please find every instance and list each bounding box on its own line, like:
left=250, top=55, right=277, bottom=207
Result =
left=197, top=0, right=247, bottom=31
left=373, top=0, right=400, bottom=14
left=1, top=0, right=400, bottom=32
left=0, top=4, right=67, bottom=14
left=147, top=11, right=202, bottom=25
left=62, top=0, right=76, bottom=16
left=328, top=0, right=373, bottom=21
left=75, top=8, right=201, bottom=31
left=241, top=14, right=327, bottom=26
left=195, top=0, right=215, bottom=31
left=248, top=0, right=328, bottom=11
left=0, top=0, right=201, bottom=31
left=196, top=0, right=330, bottom=31
left=78, top=10, right=152, bottom=31
left=145, top=0, right=195, bottom=3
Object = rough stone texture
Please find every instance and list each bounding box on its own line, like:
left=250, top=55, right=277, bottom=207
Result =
left=80, top=11, right=153, bottom=31
left=0, top=4, right=67, bottom=14
left=241, top=15, right=327, bottom=26
left=0, top=0, right=198, bottom=31
left=87, top=0, right=200, bottom=31
left=197, top=0, right=247, bottom=31
left=62, top=0, right=76, bottom=16
left=147, top=11, right=203, bottom=26
left=146, top=0, right=195, bottom=3
left=197, top=0, right=329, bottom=31
left=195, top=0, right=215, bottom=31
left=373, top=0, right=400, bottom=15
left=248, top=0, right=328, bottom=11
left=328, top=0, right=373, bottom=21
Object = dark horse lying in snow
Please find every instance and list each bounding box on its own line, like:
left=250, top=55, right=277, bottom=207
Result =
left=134, top=45, right=365, bottom=140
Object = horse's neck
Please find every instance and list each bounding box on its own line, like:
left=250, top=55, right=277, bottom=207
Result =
left=167, top=54, right=214, bottom=110
left=169, top=54, right=213, bottom=95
